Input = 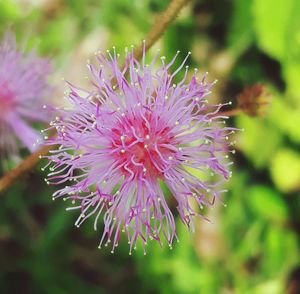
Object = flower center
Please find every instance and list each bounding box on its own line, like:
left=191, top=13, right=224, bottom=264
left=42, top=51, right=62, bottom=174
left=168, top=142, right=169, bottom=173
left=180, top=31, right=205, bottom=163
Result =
left=0, top=82, right=15, bottom=118
left=111, top=110, right=178, bottom=179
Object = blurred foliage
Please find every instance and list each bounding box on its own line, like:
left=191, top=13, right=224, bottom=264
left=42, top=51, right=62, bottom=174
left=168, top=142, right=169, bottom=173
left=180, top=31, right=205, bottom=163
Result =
left=1, top=0, right=300, bottom=293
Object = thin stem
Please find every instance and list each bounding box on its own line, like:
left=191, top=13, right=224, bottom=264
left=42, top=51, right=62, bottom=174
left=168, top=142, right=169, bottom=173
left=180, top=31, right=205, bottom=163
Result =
left=134, top=0, right=191, bottom=60
left=0, top=0, right=191, bottom=194
left=0, top=145, right=54, bottom=193
left=217, top=108, right=242, bottom=117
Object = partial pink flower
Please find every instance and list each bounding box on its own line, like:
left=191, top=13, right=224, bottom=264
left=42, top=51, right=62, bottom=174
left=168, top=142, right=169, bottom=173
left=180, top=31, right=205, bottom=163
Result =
left=0, top=32, right=51, bottom=160
left=44, top=44, right=235, bottom=254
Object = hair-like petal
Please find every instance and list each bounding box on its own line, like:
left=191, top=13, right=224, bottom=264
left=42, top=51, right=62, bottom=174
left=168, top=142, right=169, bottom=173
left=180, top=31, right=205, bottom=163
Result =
left=44, top=47, right=234, bottom=254
left=0, top=31, right=52, bottom=161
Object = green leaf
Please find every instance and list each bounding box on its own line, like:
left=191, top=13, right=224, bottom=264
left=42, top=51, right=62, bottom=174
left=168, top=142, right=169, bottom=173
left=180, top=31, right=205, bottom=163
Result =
left=247, top=185, right=288, bottom=222
left=262, top=226, right=299, bottom=275
left=252, top=0, right=294, bottom=60
left=252, top=0, right=300, bottom=100
left=0, top=0, right=21, bottom=25
left=227, top=0, right=254, bottom=55
left=270, top=148, right=300, bottom=192
left=236, top=116, right=282, bottom=168
left=269, top=96, right=300, bottom=144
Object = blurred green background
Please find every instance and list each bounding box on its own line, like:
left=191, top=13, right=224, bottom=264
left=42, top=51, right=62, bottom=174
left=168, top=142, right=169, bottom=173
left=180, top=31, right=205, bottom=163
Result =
left=1, top=0, right=300, bottom=293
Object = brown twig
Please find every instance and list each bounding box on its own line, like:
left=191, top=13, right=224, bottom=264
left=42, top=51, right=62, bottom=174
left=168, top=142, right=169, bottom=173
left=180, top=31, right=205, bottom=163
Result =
left=0, top=145, right=53, bottom=193
left=217, top=108, right=242, bottom=117
left=134, top=0, right=191, bottom=60
left=0, top=0, right=192, bottom=194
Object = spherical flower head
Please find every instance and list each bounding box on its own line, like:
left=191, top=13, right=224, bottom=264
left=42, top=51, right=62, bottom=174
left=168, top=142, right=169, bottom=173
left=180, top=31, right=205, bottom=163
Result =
left=237, top=83, right=271, bottom=117
left=0, top=31, right=52, bottom=160
left=44, top=44, right=235, bottom=254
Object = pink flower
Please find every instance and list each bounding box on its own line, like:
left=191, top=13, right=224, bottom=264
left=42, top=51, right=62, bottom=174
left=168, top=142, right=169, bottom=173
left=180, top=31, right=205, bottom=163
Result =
left=0, top=32, right=51, bottom=160
left=44, top=44, right=235, bottom=254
